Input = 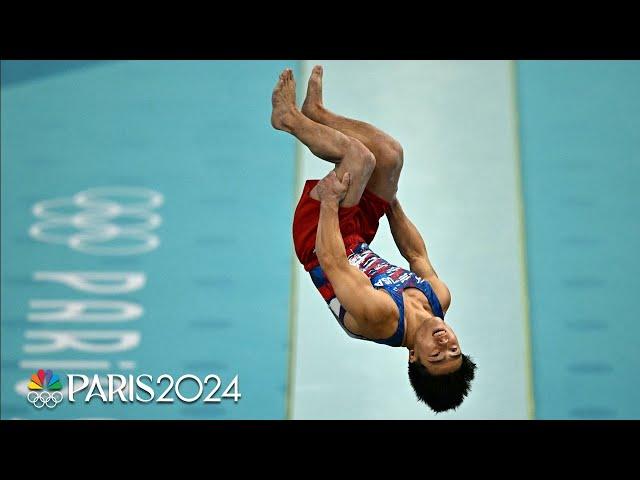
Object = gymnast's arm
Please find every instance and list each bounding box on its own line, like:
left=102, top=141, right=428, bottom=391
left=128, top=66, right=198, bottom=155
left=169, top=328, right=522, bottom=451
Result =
left=386, top=197, right=451, bottom=311
left=315, top=174, right=398, bottom=326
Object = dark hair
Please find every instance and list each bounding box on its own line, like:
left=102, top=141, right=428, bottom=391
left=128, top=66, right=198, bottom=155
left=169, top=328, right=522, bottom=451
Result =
left=408, top=354, right=477, bottom=413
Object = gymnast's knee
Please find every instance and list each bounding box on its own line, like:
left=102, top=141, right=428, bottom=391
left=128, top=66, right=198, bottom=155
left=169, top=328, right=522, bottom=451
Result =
left=378, top=139, right=404, bottom=173
left=347, top=138, right=377, bottom=176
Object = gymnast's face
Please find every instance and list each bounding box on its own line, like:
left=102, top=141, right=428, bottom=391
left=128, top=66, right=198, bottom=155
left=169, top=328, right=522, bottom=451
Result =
left=410, top=317, right=463, bottom=375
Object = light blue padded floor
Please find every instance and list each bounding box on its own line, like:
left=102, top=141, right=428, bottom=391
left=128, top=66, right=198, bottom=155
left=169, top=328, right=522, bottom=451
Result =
left=517, top=60, right=640, bottom=419
left=1, top=60, right=298, bottom=419
left=292, top=61, right=532, bottom=419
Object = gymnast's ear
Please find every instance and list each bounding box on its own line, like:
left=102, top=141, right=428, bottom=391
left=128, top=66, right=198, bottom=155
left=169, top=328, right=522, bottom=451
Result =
left=408, top=349, right=417, bottom=362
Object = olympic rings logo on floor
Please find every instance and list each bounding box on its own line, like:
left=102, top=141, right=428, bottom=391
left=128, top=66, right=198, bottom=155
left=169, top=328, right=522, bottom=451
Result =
left=29, top=186, right=164, bottom=256
left=27, top=391, right=64, bottom=409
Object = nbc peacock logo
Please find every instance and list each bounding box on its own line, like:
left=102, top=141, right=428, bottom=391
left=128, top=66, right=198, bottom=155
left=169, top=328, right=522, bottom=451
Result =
left=27, top=369, right=64, bottom=409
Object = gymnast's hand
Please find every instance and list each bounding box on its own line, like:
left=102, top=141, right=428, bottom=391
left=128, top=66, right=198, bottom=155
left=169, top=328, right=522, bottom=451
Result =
left=316, top=170, right=351, bottom=205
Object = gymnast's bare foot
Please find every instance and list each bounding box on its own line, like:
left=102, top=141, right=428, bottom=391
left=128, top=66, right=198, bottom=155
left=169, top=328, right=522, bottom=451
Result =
left=271, top=68, right=300, bottom=133
left=301, top=65, right=325, bottom=121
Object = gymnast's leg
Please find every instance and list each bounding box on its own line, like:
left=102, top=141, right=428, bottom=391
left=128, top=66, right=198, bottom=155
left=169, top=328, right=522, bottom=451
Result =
left=301, top=65, right=403, bottom=203
left=271, top=68, right=376, bottom=208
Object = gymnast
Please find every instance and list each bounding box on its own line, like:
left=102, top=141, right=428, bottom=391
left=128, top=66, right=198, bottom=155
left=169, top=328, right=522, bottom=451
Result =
left=272, top=66, right=476, bottom=412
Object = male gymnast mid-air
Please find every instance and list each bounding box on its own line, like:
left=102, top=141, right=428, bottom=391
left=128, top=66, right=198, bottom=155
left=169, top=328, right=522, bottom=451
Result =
left=272, top=66, right=476, bottom=413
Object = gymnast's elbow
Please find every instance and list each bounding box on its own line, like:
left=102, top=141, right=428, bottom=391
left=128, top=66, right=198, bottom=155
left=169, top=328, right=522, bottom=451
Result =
left=316, top=250, right=347, bottom=274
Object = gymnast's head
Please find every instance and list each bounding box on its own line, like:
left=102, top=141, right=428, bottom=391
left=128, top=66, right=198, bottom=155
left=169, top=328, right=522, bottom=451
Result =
left=407, top=316, right=477, bottom=413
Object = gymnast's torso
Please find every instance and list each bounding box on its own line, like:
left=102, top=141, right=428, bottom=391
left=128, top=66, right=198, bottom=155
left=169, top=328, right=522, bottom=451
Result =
left=309, top=242, right=444, bottom=347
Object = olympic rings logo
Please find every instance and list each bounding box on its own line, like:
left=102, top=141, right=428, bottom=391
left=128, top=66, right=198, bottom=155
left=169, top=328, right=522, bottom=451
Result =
left=29, top=187, right=164, bottom=256
left=27, top=391, right=64, bottom=409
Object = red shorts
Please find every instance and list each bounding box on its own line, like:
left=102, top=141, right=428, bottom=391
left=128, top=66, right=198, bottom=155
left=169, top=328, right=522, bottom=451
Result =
left=292, top=179, right=390, bottom=271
